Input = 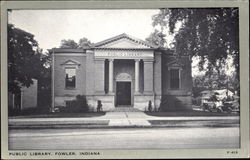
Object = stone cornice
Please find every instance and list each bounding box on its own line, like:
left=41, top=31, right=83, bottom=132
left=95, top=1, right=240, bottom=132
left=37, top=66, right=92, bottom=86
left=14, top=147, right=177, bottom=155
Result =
left=93, top=47, right=155, bottom=51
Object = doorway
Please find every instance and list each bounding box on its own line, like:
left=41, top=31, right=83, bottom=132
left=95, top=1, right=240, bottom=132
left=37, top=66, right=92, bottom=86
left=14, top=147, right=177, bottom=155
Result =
left=116, top=82, right=131, bottom=106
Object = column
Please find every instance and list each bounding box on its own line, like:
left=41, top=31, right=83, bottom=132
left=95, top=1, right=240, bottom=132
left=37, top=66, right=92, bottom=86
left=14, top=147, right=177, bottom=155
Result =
left=108, top=59, right=114, bottom=93
left=94, top=59, right=105, bottom=94
left=143, top=59, right=154, bottom=94
left=135, top=59, right=140, bottom=93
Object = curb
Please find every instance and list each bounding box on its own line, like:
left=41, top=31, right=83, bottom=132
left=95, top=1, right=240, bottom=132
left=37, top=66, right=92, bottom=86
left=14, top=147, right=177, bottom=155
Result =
left=9, top=122, right=239, bottom=130
left=9, top=124, right=239, bottom=130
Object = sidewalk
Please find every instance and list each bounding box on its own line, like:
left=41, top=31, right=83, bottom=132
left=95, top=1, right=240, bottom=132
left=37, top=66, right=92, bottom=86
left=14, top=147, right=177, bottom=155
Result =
left=9, top=112, right=240, bottom=129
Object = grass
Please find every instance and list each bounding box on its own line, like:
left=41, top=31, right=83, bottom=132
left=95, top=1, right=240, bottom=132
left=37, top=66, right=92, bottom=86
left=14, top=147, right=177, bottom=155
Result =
left=148, top=119, right=240, bottom=127
left=9, top=107, right=106, bottom=118
left=145, top=110, right=239, bottom=117
left=11, top=112, right=106, bottom=119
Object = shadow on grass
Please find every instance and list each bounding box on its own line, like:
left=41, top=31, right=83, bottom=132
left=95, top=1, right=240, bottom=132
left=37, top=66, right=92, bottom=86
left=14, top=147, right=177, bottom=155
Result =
left=148, top=119, right=240, bottom=127
left=145, top=110, right=239, bottom=117
left=9, top=107, right=106, bottom=118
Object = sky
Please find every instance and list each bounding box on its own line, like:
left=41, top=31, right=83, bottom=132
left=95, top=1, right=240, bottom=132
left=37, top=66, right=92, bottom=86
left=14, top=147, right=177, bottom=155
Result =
left=8, top=9, right=234, bottom=77
left=8, top=9, right=160, bottom=51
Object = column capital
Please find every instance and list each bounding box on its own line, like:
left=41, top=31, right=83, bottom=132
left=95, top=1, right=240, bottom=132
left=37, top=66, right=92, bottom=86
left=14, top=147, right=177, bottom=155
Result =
left=134, top=59, right=141, bottom=62
left=108, top=59, right=114, bottom=62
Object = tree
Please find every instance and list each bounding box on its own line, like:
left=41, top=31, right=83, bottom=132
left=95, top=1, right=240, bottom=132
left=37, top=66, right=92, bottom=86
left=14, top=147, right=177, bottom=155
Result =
left=60, top=39, right=78, bottom=49
left=78, top=37, right=92, bottom=49
left=151, top=8, right=239, bottom=86
left=8, top=24, right=45, bottom=94
left=38, top=54, right=52, bottom=107
left=145, top=29, right=166, bottom=48
left=59, top=37, right=92, bottom=49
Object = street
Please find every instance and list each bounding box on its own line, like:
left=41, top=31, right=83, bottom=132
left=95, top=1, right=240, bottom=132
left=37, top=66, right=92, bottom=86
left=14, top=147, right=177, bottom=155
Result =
left=9, top=127, right=239, bottom=149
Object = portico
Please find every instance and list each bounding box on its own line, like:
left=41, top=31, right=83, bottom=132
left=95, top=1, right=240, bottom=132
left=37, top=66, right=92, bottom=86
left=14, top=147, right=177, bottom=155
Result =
left=93, top=49, right=156, bottom=110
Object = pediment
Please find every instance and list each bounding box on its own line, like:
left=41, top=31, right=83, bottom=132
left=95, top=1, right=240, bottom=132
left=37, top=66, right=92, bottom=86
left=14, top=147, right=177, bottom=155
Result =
left=93, top=33, right=156, bottom=49
left=167, top=60, right=184, bottom=68
left=61, top=60, right=81, bottom=66
left=100, top=38, right=150, bottom=49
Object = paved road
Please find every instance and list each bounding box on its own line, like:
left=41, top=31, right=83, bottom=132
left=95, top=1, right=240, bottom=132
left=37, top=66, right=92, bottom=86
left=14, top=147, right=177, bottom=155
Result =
left=9, top=127, right=239, bottom=149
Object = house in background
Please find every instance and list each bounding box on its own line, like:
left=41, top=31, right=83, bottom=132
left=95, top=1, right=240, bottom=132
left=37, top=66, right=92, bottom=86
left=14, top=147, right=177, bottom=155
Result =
left=8, top=79, right=38, bottom=110
left=49, top=33, right=193, bottom=111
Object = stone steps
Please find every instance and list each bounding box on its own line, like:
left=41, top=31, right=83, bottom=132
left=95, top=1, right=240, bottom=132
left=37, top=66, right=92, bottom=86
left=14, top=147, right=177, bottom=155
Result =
left=110, top=107, right=142, bottom=112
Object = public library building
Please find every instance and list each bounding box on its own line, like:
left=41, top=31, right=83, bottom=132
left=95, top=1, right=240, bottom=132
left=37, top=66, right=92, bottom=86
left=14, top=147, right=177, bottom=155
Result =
left=50, top=34, right=192, bottom=111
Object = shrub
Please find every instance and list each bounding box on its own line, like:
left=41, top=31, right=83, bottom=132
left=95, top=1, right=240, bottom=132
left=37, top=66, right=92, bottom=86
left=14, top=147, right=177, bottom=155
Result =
left=76, top=95, right=88, bottom=112
left=62, top=95, right=89, bottom=113
left=97, top=100, right=103, bottom=112
left=148, top=101, right=152, bottom=112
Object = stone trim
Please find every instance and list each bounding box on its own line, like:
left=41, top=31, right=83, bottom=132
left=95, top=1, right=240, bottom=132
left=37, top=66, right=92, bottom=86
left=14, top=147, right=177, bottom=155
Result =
left=93, top=33, right=156, bottom=49
left=54, top=53, right=86, bottom=56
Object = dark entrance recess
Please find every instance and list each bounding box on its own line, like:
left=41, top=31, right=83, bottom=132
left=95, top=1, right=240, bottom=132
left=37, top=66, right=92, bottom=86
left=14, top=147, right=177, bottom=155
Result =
left=116, top=82, right=131, bottom=106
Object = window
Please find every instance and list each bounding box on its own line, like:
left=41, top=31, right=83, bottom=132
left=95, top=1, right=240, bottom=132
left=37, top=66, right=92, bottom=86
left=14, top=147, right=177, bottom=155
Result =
left=65, top=68, right=76, bottom=88
left=170, top=68, right=180, bottom=89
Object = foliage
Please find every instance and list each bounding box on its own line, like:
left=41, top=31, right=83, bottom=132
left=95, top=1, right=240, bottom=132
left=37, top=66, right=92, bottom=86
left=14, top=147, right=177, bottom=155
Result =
left=62, top=95, right=89, bottom=113
left=60, top=39, right=78, bottom=49
left=148, top=100, right=152, bottom=112
left=8, top=24, right=46, bottom=94
left=78, top=37, right=92, bottom=48
left=97, top=100, right=103, bottom=112
left=75, top=95, right=88, bottom=112
left=145, top=29, right=166, bottom=48
left=150, top=8, right=239, bottom=81
left=59, top=37, right=92, bottom=49
left=193, top=70, right=239, bottom=96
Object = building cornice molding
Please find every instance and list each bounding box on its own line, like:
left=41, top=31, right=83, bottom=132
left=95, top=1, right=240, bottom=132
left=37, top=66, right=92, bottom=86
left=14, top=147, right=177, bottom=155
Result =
left=93, top=33, right=157, bottom=49
left=93, top=47, right=155, bottom=51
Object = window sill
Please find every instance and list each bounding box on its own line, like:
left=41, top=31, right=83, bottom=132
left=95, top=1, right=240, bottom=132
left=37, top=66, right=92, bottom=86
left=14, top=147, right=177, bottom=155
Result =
left=65, top=87, right=76, bottom=90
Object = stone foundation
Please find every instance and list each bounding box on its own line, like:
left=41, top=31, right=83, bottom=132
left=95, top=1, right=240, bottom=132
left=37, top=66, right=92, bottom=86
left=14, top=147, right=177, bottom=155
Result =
left=55, top=94, right=164, bottom=112
left=134, top=94, right=154, bottom=111
left=55, top=96, right=75, bottom=107
left=160, top=95, right=192, bottom=111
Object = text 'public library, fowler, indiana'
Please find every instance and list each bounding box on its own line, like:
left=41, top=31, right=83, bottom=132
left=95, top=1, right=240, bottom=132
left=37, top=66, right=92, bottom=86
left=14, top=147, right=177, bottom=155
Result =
left=49, top=33, right=193, bottom=111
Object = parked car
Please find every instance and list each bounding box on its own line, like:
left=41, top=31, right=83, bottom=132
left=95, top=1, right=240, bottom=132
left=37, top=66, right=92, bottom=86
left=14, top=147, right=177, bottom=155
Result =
left=222, top=100, right=240, bottom=113
left=202, top=101, right=223, bottom=113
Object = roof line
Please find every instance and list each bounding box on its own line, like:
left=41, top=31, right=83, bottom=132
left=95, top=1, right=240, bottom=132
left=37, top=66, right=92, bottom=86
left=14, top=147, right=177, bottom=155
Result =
left=93, top=33, right=157, bottom=48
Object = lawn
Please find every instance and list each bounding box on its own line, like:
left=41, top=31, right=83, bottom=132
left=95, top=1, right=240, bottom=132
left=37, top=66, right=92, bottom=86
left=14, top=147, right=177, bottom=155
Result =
left=9, top=108, right=106, bottom=118
left=145, top=110, right=239, bottom=117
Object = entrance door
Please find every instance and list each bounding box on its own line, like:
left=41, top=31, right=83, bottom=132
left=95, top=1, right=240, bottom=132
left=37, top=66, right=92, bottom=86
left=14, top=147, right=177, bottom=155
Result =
left=116, top=82, right=131, bottom=106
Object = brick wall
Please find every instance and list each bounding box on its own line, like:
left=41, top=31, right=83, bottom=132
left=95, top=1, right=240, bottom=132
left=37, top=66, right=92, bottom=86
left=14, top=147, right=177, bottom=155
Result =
left=161, top=54, right=193, bottom=110
left=54, top=53, right=86, bottom=106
